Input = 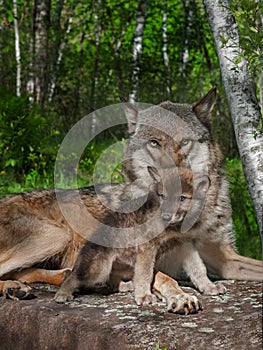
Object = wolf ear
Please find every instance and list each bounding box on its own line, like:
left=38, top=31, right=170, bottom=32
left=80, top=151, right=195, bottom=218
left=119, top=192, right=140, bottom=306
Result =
left=120, top=96, right=139, bottom=134
left=192, top=86, right=216, bottom=126
left=147, top=166, right=161, bottom=184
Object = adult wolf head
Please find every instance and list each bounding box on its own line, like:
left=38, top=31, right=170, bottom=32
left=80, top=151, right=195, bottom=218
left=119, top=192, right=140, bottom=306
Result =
left=122, top=87, right=228, bottom=234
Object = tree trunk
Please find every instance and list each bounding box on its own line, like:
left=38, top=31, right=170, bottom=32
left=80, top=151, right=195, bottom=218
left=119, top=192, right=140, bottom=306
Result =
left=203, top=0, right=263, bottom=242
left=255, top=1, right=263, bottom=114
left=13, top=0, right=21, bottom=96
left=162, top=0, right=171, bottom=97
left=90, top=0, right=103, bottom=135
left=129, top=0, right=149, bottom=103
left=179, top=0, right=195, bottom=100
left=33, top=0, right=50, bottom=107
left=48, top=2, right=76, bottom=103
left=91, top=0, right=102, bottom=111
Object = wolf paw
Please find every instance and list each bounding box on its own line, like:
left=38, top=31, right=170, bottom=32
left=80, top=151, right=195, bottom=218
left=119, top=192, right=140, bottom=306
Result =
left=202, top=281, right=226, bottom=295
left=135, top=293, right=157, bottom=306
left=54, top=291, right=74, bottom=303
left=119, top=280, right=134, bottom=292
left=167, top=293, right=203, bottom=315
left=3, top=280, right=32, bottom=301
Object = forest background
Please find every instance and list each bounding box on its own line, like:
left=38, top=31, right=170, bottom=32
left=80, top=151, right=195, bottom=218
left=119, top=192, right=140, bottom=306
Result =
left=0, top=0, right=262, bottom=258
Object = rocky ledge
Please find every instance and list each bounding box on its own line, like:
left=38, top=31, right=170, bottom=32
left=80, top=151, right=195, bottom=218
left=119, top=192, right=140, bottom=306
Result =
left=0, top=280, right=262, bottom=350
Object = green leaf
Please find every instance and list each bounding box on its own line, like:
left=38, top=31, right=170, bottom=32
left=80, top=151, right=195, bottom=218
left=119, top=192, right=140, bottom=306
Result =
left=5, top=159, right=16, bottom=167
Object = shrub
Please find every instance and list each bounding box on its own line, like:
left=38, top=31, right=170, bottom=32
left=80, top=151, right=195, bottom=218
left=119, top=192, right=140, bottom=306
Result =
left=225, top=158, right=261, bottom=259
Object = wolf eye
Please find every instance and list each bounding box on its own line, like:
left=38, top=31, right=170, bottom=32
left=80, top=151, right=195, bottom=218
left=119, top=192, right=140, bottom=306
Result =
left=180, top=139, right=190, bottom=147
left=149, top=139, right=160, bottom=148
left=179, top=195, right=187, bottom=201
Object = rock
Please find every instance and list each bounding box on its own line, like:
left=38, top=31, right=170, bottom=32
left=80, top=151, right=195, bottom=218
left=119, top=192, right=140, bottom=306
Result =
left=0, top=281, right=262, bottom=350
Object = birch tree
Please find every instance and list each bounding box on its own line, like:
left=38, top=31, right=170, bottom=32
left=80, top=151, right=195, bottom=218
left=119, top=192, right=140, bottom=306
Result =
left=162, top=0, right=171, bottom=96
left=33, top=0, right=50, bottom=107
left=203, top=0, right=263, bottom=238
left=13, top=0, right=21, bottom=96
left=48, top=2, right=76, bottom=103
left=129, top=0, right=148, bottom=103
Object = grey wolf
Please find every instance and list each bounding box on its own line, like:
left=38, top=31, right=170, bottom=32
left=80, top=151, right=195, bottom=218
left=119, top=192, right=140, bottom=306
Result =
left=121, top=86, right=263, bottom=295
left=54, top=166, right=207, bottom=314
left=1, top=87, right=261, bottom=310
left=0, top=170, right=202, bottom=314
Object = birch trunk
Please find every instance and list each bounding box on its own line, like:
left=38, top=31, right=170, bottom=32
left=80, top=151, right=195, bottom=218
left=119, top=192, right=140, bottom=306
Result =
left=13, top=0, right=21, bottom=96
left=48, top=3, right=75, bottom=103
left=129, top=0, right=148, bottom=103
left=162, top=0, right=171, bottom=96
left=91, top=0, right=102, bottom=110
left=90, top=0, right=102, bottom=135
left=203, top=0, right=263, bottom=239
left=179, top=0, right=194, bottom=99
left=33, top=0, right=50, bottom=107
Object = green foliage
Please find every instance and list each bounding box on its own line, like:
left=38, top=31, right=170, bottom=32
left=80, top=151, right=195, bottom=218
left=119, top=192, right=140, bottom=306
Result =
left=54, top=138, right=124, bottom=189
left=229, top=0, right=263, bottom=106
left=229, top=0, right=263, bottom=75
left=78, top=138, right=124, bottom=187
left=225, top=158, right=261, bottom=259
left=0, top=89, right=60, bottom=189
left=155, top=340, right=167, bottom=350
left=0, top=0, right=261, bottom=258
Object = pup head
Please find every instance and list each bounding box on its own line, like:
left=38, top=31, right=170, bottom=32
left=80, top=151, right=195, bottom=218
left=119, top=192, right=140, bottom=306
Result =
left=147, top=166, right=210, bottom=231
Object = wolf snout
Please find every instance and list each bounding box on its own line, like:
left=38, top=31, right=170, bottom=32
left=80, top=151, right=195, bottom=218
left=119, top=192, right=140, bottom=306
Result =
left=161, top=213, right=172, bottom=221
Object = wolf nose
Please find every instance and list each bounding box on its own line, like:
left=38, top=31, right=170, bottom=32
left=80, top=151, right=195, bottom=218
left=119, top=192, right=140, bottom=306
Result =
left=161, top=213, right=172, bottom=221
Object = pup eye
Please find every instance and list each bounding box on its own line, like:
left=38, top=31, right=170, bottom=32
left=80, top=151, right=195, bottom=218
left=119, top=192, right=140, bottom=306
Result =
left=149, top=139, right=160, bottom=148
left=179, top=195, right=187, bottom=201
left=160, top=194, right=167, bottom=200
left=180, top=139, right=190, bottom=147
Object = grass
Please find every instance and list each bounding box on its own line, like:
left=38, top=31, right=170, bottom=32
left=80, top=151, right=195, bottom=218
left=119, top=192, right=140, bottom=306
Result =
left=155, top=340, right=167, bottom=350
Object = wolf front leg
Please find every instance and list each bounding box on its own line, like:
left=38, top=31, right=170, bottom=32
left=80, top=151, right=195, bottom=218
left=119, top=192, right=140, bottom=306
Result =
left=9, top=267, right=71, bottom=286
left=133, top=246, right=157, bottom=306
left=181, top=242, right=226, bottom=295
left=152, top=271, right=203, bottom=314
left=0, top=280, right=32, bottom=301
left=54, top=271, right=81, bottom=303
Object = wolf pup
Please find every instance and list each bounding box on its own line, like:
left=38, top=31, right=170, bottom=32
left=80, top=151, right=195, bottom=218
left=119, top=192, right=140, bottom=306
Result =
left=54, top=166, right=207, bottom=313
left=121, top=87, right=263, bottom=295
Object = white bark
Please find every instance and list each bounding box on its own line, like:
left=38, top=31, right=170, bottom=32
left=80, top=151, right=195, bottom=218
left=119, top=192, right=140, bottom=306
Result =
left=48, top=7, right=75, bottom=103
left=91, top=0, right=102, bottom=135
left=92, top=0, right=101, bottom=107
left=34, top=0, right=50, bottom=106
left=13, top=0, right=21, bottom=96
left=203, top=0, right=263, bottom=237
left=129, top=0, right=148, bottom=103
left=180, top=0, right=193, bottom=76
left=162, top=0, right=171, bottom=95
left=26, top=38, right=34, bottom=99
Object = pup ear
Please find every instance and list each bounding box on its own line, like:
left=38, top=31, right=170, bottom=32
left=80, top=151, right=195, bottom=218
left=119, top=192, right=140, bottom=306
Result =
left=192, top=86, right=216, bottom=126
left=120, top=96, right=139, bottom=134
left=147, top=166, right=161, bottom=184
left=180, top=175, right=210, bottom=234
left=195, top=175, right=211, bottom=194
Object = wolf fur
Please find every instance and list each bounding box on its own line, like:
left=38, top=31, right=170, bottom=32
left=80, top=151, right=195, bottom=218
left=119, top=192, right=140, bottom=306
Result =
left=54, top=166, right=206, bottom=314
left=0, top=87, right=261, bottom=307
left=0, top=168, right=204, bottom=314
left=122, top=87, right=263, bottom=295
